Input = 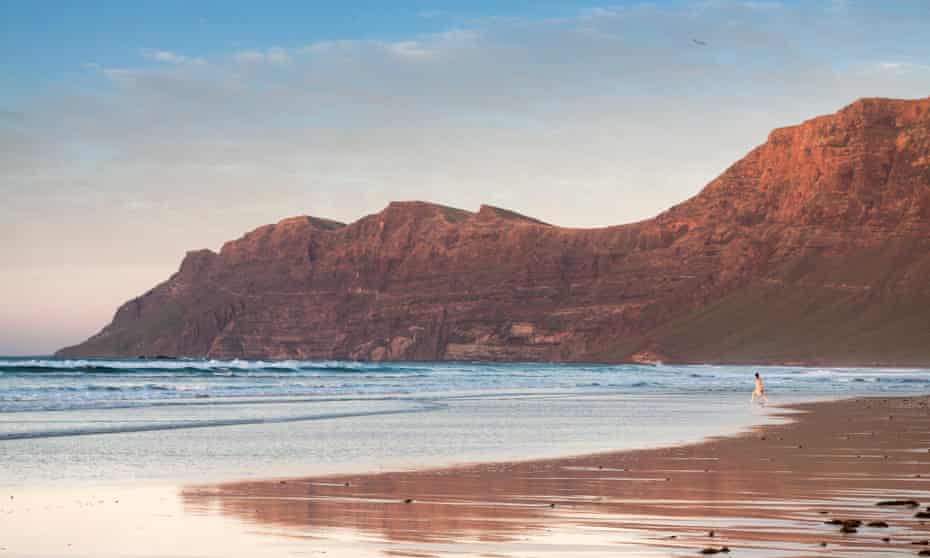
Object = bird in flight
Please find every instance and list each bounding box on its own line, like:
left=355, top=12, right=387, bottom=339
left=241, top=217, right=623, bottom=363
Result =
left=692, top=38, right=707, bottom=46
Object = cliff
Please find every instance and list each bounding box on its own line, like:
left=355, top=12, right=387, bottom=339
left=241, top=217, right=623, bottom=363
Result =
left=57, top=96, right=930, bottom=365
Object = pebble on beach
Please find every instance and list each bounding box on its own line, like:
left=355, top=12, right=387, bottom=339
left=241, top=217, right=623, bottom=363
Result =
left=876, top=500, right=919, bottom=507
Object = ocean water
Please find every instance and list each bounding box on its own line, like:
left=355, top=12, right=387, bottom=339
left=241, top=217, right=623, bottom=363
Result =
left=1, top=358, right=928, bottom=487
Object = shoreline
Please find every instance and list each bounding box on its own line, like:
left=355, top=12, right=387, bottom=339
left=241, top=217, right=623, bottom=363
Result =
left=183, top=394, right=930, bottom=556
left=21, top=353, right=930, bottom=369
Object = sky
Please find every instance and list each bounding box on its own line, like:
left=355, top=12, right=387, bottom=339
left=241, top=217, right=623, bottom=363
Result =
left=2, top=0, right=929, bottom=355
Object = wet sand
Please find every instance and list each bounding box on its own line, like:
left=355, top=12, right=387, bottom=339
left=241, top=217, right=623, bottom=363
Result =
left=183, top=395, right=930, bottom=557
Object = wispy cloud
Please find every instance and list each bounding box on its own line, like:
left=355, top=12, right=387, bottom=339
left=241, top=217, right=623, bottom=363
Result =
left=233, top=50, right=265, bottom=63
left=234, top=47, right=292, bottom=64
left=141, top=49, right=205, bottom=65
left=875, top=60, right=930, bottom=73
left=384, top=41, right=434, bottom=60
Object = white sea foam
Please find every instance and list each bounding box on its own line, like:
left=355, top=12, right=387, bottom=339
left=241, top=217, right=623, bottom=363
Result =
left=1, top=359, right=928, bottom=415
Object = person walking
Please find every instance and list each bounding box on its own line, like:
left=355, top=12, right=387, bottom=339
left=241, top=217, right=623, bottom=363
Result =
left=751, top=372, right=768, bottom=405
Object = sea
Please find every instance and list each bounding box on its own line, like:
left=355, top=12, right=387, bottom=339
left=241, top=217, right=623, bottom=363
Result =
left=2, top=358, right=929, bottom=488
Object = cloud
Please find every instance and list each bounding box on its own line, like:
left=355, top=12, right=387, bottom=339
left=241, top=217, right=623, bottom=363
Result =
left=739, top=1, right=784, bottom=10
left=384, top=41, right=433, bottom=60
left=266, top=47, right=291, bottom=64
left=234, top=47, right=292, bottom=64
left=233, top=50, right=265, bottom=63
left=302, top=31, right=476, bottom=63
left=874, top=60, right=930, bottom=73
left=141, top=49, right=205, bottom=65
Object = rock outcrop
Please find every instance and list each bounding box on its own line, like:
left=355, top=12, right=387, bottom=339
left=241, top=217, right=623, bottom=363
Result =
left=57, top=97, right=930, bottom=365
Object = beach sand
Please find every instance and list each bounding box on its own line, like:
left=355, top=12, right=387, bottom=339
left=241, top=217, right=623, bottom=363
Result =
left=182, top=395, right=930, bottom=557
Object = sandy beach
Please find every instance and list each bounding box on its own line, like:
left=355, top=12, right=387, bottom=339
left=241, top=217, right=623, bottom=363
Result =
left=181, top=395, right=930, bottom=557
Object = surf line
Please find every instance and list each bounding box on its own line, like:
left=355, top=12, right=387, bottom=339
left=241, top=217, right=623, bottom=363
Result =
left=0, top=398, right=447, bottom=442
left=0, top=394, right=448, bottom=415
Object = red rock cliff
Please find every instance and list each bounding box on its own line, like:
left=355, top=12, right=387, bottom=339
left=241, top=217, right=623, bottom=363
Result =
left=57, top=97, right=930, bottom=365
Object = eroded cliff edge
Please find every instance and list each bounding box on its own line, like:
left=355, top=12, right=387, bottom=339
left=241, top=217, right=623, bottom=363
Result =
left=58, top=97, right=930, bottom=365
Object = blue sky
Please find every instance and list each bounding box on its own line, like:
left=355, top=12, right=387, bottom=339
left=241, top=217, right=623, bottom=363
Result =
left=8, top=0, right=926, bottom=102
left=0, top=0, right=606, bottom=101
left=2, top=0, right=929, bottom=354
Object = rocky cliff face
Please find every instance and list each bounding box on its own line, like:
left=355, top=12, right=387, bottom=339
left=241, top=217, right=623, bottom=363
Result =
left=57, top=97, right=930, bottom=365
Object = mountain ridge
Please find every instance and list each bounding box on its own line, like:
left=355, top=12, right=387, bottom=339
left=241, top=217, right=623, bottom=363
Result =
left=57, top=96, right=930, bottom=365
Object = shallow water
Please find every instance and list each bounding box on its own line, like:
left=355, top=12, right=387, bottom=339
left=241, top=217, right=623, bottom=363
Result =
left=3, top=359, right=928, bottom=414
left=2, top=359, right=928, bottom=487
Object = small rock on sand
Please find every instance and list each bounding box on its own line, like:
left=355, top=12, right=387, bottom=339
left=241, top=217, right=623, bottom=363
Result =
left=876, top=500, right=919, bottom=507
left=868, top=521, right=889, bottom=527
left=838, top=519, right=862, bottom=533
left=827, top=519, right=861, bottom=528
left=699, top=546, right=730, bottom=554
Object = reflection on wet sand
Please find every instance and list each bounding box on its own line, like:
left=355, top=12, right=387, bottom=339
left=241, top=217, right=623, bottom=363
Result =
left=184, top=396, right=930, bottom=556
